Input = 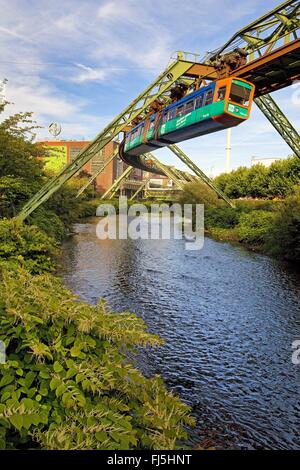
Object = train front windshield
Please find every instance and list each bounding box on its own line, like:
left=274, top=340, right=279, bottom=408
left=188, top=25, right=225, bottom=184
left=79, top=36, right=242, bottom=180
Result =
left=229, top=82, right=252, bottom=106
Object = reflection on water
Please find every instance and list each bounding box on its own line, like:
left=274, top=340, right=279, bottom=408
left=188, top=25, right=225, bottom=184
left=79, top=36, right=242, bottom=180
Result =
left=59, top=217, right=300, bottom=449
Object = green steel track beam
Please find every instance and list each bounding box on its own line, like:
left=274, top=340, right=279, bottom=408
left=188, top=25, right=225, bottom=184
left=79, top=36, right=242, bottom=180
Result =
left=168, top=144, right=235, bottom=208
left=76, top=146, right=119, bottom=198
left=101, top=166, right=134, bottom=200
left=205, top=0, right=300, bottom=63
left=129, top=178, right=151, bottom=201
left=17, top=58, right=196, bottom=221
left=254, top=94, right=300, bottom=159
left=170, top=166, right=190, bottom=184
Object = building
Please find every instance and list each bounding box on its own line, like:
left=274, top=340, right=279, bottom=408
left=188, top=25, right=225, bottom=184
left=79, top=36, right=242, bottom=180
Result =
left=41, top=140, right=127, bottom=194
left=251, top=156, right=284, bottom=167
left=40, top=140, right=172, bottom=197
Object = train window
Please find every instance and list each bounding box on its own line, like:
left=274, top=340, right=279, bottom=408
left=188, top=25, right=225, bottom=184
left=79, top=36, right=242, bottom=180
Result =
left=229, top=83, right=251, bottom=106
left=162, top=113, right=168, bottom=124
left=149, top=120, right=155, bottom=131
left=204, top=90, right=213, bottom=106
left=176, top=105, right=185, bottom=117
left=185, top=100, right=194, bottom=114
left=195, top=95, right=204, bottom=109
left=217, top=87, right=227, bottom=101
left=168, top=108, right=176, bottom=121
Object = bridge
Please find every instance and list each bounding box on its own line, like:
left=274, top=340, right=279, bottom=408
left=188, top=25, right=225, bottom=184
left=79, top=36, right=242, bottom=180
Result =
left=17, top=0, right=300, bottom=220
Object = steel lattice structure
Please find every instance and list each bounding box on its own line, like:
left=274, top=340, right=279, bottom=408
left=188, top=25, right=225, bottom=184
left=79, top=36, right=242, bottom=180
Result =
left=17, top=0, right=300, bottom=220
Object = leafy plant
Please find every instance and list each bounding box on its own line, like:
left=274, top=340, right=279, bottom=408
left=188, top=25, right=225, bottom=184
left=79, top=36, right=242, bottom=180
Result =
left=266, top=186, right=300, bottom=261
left=0, top=266, right=194, bottom=450
left=236, top=210, right=276, bottom=245
left=0, top=219, right=58, bottom=273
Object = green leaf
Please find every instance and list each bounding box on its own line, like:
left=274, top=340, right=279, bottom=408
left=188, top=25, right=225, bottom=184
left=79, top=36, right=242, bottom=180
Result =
left=50, top=378, right=60, bottom=391
left=9, top=414, right=23, bottom=431
left=53, top=361, right=64, bottom=373
left=39, top=370, right=50, bottom=379
left=0, top=374, right=14, bottom=387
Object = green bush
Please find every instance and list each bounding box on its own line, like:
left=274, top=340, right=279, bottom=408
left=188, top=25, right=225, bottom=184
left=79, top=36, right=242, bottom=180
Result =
left=0, top=266, right=194, bottom=450
left=0, top=219, right=58, bottom=273
left=179, top=181, right=223, bottom=208
left=214, top=156, right=300, bottom=199
left=236, top=210, right=276, bottom=245
left=267, top=187, right=300, bottom=261
left=205, top=207, right=240, bottom=229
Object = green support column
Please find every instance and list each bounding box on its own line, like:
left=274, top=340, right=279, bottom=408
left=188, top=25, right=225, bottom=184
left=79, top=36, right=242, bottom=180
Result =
left=101, top=166, right=134, bottom=200
left=254, top=94, right=300, bottom=159
left=145, top=154, right=185, bottom=190
left=129, top=178, right=151, bottom=201
left=168, top=144, right=235, bottom=207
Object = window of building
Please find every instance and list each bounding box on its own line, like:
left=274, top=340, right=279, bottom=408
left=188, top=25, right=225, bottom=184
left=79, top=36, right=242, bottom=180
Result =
left=91, top=149, right=104, bottom=173
left=70, top=147, right=84, bottom=162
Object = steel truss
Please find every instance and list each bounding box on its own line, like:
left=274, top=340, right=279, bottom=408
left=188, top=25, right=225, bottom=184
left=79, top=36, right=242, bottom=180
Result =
left=168, top=145, right=235, bottom=207
left=101, top=166, right=134, bottom=200
left=129, top=178, right=151, bottom=201
left=17, top=1, right=300, bottom=220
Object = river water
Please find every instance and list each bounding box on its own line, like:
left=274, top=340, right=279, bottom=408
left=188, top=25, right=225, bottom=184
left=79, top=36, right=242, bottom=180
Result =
left=60, top=216, right=300, bottom=450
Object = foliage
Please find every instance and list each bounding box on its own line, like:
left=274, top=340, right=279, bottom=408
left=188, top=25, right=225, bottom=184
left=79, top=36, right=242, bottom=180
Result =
left=0, top=219, right=58, bottom=273
left=266, top=186, right=300, bottom=262
left=205, top=206, right=240, bottom=229
left=27, top=208, right=66, bottom=242
left=0, top=101, right=94, bottom=237
left=0, top=266, right=194, bottom=450
left=214, top=156, right=300, bottom=199
left=236, top=210, right=276, bottom=245
left=179, top=181, right=223, bottom=208
left=0, top=102, right=44, bottom=181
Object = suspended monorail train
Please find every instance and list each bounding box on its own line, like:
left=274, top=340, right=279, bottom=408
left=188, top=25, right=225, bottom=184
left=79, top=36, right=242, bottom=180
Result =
left=120, top=77, right=255, bottom=170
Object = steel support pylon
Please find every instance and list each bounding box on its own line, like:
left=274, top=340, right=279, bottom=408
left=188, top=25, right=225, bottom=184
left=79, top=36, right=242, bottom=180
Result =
left=168, top=144, right=235, bottom=207
left=254, top=94, right=300, bottom=159
left=101, top=166, right=134, bottom=200
left=145, top=154, right=185, bottom=190
left=129, top=178, right=151, bottom=201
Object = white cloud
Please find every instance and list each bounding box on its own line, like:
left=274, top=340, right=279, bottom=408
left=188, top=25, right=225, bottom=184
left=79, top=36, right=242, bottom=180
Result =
left=73, top=63, right=108, bottom=83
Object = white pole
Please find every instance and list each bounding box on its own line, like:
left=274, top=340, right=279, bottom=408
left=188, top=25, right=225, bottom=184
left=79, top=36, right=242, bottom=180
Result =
left=226, top=128, right=232, bottom=173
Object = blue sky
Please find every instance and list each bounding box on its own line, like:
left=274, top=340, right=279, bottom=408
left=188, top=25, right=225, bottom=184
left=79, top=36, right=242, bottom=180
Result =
left=0, top=0, right=299, bottom=175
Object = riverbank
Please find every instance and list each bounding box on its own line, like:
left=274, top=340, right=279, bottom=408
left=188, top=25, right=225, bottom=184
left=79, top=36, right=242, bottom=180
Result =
left=204, top=193, right=300, bottom=264
left=178, top=180, right=300, bottom=265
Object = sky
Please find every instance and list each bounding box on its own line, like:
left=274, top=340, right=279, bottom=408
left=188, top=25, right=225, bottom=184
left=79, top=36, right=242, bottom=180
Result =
left=0, top=0, right=299, bottom=176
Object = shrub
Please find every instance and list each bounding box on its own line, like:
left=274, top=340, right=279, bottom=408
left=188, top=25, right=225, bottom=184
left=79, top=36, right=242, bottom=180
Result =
left=267, top=186, right=300, bottom=261
left=236, top=210, right=276, bottom=245
left=179, top=181, right=223, bottom=208
left=0, top=266, right=194, bottom=450
left=205, top=207, right=240, bottom=229
left=0, top=219, right=58, bottom=273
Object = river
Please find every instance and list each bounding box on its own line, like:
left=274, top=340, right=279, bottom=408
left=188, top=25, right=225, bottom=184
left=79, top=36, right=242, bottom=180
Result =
left=59, top=216, right=300, bottom=450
